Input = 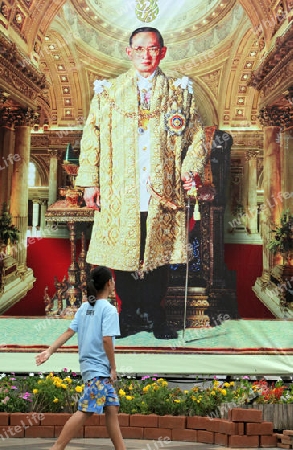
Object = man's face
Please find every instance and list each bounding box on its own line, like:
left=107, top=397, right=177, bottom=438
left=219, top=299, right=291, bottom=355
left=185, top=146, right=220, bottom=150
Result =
left=126, top=32, right=167, bottom=77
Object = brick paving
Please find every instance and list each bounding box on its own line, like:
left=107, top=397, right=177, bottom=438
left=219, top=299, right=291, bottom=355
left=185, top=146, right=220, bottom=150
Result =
left=0, top=438, right=279, bottom=449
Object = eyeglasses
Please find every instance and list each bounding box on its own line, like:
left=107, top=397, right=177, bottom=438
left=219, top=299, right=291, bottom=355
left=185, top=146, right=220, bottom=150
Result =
left=131, top=46, right=161, bottom=56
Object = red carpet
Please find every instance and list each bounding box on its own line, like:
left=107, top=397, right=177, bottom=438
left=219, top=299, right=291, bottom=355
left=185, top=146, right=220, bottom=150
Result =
left=4, top=239, right=273, bottom=318
left=224, top=244, right=274, bottom=319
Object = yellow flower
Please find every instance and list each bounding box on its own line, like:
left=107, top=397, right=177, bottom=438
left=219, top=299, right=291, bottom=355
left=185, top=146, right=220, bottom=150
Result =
left=126, top=395, right=133, bottom=401
left=33, top=389, right=38, bottom=394
left=184, top=390, right=189, bottom=394
left=157, top=378, right=168, bottom=387
left=64, top=377, right=72, bottom=384
left=53, top=397, right=59, bottom=403
left=119, top=389, right=126, bottom=397
left=223, top=382, right=230, bottom=388
left=213, top=380, right=220, bottom=387
left=37, top=380, right=43, bottom=385
left=230, top=381, right=235, bottom=386
left=221, top=389, right=227, bottom=396
left=128, top=384, right=133, bottom=391
left=75, top=386, right=83, bottom=393
left=211, top=390, right=216, bottom=396
left=61, top=383, right=67, bottom=389
left=143, top=385, right=150, bottom=393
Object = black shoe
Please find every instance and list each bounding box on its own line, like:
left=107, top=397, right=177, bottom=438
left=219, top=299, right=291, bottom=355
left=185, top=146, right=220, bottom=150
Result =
left=153, top=322, right=178, bottom=340
left=116, top=313, right=145, bottom=339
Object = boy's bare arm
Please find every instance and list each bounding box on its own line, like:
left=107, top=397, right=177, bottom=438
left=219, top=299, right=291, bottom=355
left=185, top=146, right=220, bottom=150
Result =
left=35, top=328, right=75, bottom=366
left=103, top=335, right=117, bottom=381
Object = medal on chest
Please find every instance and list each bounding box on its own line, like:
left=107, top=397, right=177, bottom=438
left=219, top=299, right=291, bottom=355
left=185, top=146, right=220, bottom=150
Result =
left=165, top=110, right=186, bottom=136
left=138, top=88, right=152, bottom=134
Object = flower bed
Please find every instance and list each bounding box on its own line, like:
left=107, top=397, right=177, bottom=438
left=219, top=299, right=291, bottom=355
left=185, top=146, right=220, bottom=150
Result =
left=0, top=370, right=292, bottom=428
left=1, top=371, right=292, bottom=446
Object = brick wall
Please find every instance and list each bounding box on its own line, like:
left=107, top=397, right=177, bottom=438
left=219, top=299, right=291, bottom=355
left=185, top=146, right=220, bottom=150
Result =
left=0, top=408, right=278, bottom=447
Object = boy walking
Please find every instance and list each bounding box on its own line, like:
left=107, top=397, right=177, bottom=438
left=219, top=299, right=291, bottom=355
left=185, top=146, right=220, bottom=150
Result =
left=36, top=266, right=126, bottom=450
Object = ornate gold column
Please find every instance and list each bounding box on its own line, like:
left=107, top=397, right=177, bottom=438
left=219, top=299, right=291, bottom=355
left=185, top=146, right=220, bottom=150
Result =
left=0, top=35, right=45, bottom=312
left=32, top=199, right=40, bottom=236
left=249, top=27, right=293, bottom=315
left=242, top=155, right=249, bottom=232
left=280, top=128, right=293, bottom=210
left=10, top=110, right=34, bottom=269
left=0, top=112, right=15, bottom=208
left=253, top=117, right=293, bottom=317
left=40, top=200, right=47, bottom=233
left=245, top=150, right=258, bottom=234
left=48, top=149, right=59, bottom=206
left=262, top=126, right=282, bottom=275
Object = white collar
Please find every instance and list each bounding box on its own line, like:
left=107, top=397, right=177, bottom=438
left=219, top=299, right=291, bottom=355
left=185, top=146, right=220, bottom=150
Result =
left=136, top=69, right=157, bottom=90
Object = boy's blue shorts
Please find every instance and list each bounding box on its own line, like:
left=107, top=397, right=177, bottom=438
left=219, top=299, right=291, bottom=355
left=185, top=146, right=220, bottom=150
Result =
left=78, top=376, right=119, bottom=413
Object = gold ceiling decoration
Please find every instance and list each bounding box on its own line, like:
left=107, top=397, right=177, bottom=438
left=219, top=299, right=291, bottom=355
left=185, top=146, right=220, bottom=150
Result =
left=135, top=0, right=159, bottom=23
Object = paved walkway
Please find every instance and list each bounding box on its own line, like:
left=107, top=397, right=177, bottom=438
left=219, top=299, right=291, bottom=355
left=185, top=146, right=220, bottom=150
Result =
left=0, top=438, right=279, bottom=449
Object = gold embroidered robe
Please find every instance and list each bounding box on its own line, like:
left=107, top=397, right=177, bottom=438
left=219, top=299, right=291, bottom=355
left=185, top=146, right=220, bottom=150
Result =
left=75, top=67, right=206, bottom=272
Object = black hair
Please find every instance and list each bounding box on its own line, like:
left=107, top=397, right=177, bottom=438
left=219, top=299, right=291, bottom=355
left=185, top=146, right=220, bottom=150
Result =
left=129, top=27, right=164, bottom=48
left=87, top=266, right=112, bottom=305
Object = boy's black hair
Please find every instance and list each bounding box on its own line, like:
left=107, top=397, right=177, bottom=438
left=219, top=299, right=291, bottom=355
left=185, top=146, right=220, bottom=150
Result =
left=87, top=266, right=112, bottom=305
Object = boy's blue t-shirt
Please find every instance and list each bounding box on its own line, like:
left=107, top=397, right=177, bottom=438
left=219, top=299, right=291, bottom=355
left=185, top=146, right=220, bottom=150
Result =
left=69, top=299, right=120, bottom=381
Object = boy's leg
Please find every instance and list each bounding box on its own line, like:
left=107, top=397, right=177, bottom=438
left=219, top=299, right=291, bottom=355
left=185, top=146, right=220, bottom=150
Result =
left=105, top=405, right=126, bottom=450
left=50, top=410, right=93, bottom=450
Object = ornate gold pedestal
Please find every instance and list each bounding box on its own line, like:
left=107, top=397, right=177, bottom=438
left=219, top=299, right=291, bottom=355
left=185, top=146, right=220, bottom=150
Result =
left=165, top=286, right=210, bottom=329
left=44, top=200, right=94, bottom=319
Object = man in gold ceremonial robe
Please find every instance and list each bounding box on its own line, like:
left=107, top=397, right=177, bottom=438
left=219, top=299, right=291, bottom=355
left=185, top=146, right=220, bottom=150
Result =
left=75, top=27, right=206, bottom=339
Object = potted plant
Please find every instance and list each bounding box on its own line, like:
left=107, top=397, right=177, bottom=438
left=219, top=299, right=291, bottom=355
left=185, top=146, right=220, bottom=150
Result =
left=268, top=210, right=293, bottom=266
left=0, top=203, right=20, bottom=248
